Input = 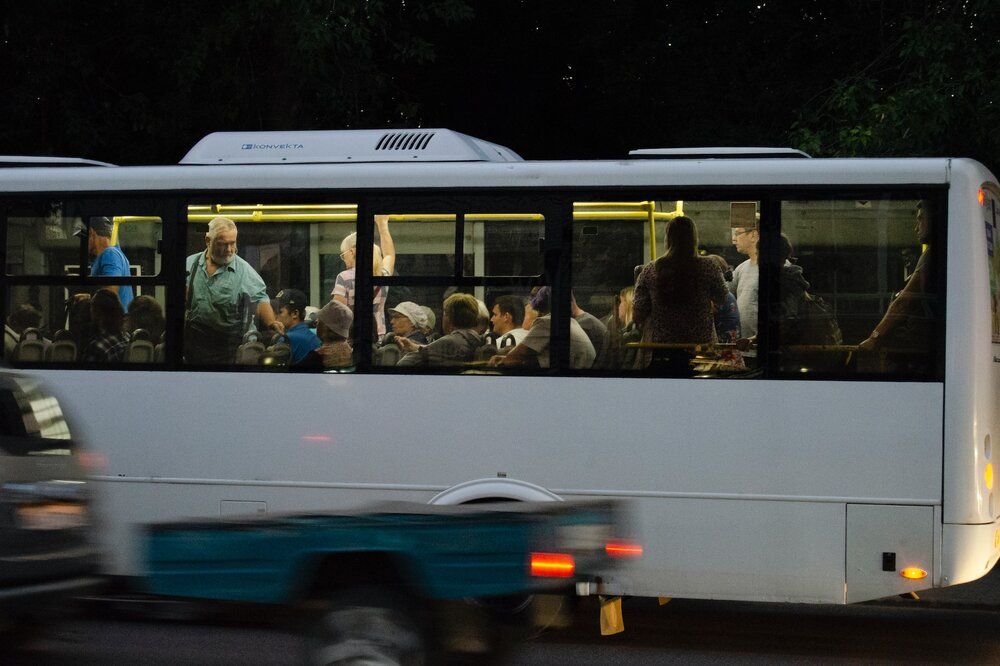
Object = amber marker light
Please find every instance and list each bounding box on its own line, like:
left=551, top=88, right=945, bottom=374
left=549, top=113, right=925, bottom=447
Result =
left=606, top=540, right=644, bottom=559
left=900, top=567, right=928, bottom=580
left=986, top=462, right=994, bottom=491
left=530, top=552, right=575, bottom=578
left=979, top=188, right=986, bottom=206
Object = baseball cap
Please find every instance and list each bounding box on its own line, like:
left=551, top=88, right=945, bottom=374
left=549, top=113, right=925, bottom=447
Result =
left=387, top=301, right=428, bottom=328
left=273, top=288, right=308, bottom=316
left=74, top=216, right=114, bottom=238
left=317, top=300, right=353, bottom=338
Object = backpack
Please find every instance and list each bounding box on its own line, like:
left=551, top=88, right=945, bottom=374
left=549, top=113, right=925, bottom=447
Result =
left=784, top=291, right=842, bottom=346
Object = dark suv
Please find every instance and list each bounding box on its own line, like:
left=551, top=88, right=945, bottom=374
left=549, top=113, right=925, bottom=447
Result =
left=0, top=373, right=99, bottom=640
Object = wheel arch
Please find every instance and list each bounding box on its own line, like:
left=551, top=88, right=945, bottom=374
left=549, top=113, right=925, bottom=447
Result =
left=429, top=477, right=562, bottom=505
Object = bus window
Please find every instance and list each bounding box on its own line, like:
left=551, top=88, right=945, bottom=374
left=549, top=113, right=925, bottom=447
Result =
left=572, top=199, right=755, bottom=377
left=462, top=214, right=544, bottom=277
left=4, top=284, right=165, bottom=364
left=775, top=198, right=941, bottom=378
left=367, top=210, right=543, bottom=372
left=5, top=202, right=162, bottom=280
left=183, top=203, right=356, bottom=370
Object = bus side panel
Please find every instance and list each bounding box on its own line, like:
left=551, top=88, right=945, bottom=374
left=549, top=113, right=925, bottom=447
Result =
left=943, top=160, right=1000, bottom=529
left=845, top=504, right=934, bottom=603
left=611, top=497, right=847, bottom=603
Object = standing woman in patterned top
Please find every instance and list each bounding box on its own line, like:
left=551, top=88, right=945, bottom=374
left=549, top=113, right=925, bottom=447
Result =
left=633, top=216, right=728, bottom=371
left=332, top=215, right=396, bottom=341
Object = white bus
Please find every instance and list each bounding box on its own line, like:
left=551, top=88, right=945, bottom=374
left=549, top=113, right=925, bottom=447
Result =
left=1, top=129, right=998, bottom=605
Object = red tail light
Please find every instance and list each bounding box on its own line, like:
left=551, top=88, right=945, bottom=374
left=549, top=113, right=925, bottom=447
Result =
left=605, top=540, right=644, bottom=559
left=530, top=552, right=575, bottom=578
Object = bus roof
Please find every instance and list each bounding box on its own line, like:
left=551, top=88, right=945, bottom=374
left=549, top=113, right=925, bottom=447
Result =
left=0, top=156, right=115, bottom=168
left=0, top=156, right=960, bottom=193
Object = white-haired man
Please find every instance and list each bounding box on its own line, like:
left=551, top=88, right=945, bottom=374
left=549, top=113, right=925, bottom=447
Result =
left=184, top=216, right=282, bottom=364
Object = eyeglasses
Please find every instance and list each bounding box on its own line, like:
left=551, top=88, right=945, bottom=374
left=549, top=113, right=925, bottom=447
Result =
left=731, top=228, right=756, bottom=237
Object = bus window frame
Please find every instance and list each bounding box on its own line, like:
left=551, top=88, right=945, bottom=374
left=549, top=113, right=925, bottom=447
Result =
left=562, top=185, right=947, bottom=382
left=0, top=193, right=179, bottom=369
left=361, top=192, right=570, bottom=374
left=0, top=184, right=949, bottom=381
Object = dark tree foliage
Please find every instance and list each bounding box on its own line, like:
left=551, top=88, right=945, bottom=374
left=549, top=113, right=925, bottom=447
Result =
left=416, top=1, right=933, bottom=159
left=791, top=1, right=1000, bottom=166
left=0, top=0, right=472, bottom=164
left=0, top=1, right=996, bottom=170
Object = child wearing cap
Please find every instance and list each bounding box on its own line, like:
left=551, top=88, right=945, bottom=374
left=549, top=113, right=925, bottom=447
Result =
left=273, top=288, right=321, bottom=365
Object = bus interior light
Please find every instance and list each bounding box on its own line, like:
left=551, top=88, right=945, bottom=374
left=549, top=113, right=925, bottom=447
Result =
left=530, top=552, right=575, bottom=578
left=605, top=540, right=644, bottom=559
left=900, top=567, right=927, bottom=580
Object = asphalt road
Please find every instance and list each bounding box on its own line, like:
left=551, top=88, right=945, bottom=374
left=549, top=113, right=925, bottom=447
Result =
left=8, top=596, right=1000, bottom=665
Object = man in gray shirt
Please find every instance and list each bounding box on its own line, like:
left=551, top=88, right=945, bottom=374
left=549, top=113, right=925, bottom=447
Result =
left=730, top=224, right=760, bottom=340
left=571, top=293, right=608, bottom=354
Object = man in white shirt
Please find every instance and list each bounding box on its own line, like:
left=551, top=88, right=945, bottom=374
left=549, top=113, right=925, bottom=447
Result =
left=490, top=295, right=529, bottom=349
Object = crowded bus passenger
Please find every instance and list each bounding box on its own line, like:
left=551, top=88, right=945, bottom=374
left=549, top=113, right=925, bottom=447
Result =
left=730, top=216, right=760, bottom=341
left=5, top=303, right=43, bottom=357
left=273, top=288, right=321, bottom=365
left=475, top=299, right=491, bottom=335
left=77, top=216, right=134, bottom=312
left=419, top=306, right=437, bottom=341
left=126, top=295, right=165, bottom=343
left=706, top=254, right=741, bottom=343
left=858, top=201, right=935, bottom=355
left=184, top=216, right=283, bottom=364
left=633, top=216, right=728, bottom=371
left=571, top=292, right=607, bottom=354
left=67, top=294, right=94, bottom=351
left=596, top=286, right=640, bottom=369
left=333, top=215, right=396, bottom=341
left=490, top=295, right=529, bottom=349
left=83, top=288, right=129, bottom=363
left=385, top=301, right=429, bottom=345
left=301, top=300, right=354, bottom=369
left=488, top=287, right=596, bottom=369
left=396, top=293, right=482, bottom=367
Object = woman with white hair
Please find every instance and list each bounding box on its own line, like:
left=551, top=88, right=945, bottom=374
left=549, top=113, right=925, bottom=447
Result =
left=332, top=215, right=396, bottom=340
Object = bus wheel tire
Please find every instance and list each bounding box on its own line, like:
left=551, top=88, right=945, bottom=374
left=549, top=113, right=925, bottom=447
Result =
left=306, top=587, right=425, bottom=666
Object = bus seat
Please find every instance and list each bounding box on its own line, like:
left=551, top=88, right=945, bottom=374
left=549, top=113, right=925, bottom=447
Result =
left=12, top=328, right=47, bottom=363
left=154, top=343, right=166, bottom=363
left=126, top=342, right=155, bottom=363
left=234, top=332, right=264, bottom=365
left=235, top=341, right=264, bottom=365
left=125, top=329, right=155, bottom=363
left=45, top=339, right=77, bottom=362
left=374, top=343, right=401, bottom=366
left=262, top=342, right=290, bottom=367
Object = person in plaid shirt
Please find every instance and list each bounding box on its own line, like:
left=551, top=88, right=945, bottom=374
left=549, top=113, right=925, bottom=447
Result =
left=83, top=288, right=130, bottom=363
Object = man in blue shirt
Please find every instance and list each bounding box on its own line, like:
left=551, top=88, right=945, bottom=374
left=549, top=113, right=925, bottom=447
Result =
left=76, top=216, right=133, bottom=312
left=273, top=288, right=320, bottom=365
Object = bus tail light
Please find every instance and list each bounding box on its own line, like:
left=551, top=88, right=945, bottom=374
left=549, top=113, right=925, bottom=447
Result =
left=605, top=540, right=644, bottom=559
left=900, top=567, right=927, bottom=580
left=530, top=552, right=575, bottom=578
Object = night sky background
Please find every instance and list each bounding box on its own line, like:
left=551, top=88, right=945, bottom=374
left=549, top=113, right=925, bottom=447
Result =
left=1, top=1, right=997, bottom=167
